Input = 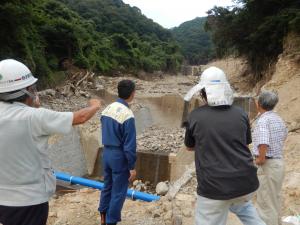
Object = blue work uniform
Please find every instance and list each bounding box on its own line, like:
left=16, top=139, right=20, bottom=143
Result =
left=98, top=98, right=137, bottom=224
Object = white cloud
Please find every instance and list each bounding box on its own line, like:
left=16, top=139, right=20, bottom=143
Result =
left=123, top=0, right=234, bottom=28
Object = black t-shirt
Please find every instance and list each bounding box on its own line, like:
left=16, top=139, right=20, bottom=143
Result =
left=185, top=105, right=259, bottom=200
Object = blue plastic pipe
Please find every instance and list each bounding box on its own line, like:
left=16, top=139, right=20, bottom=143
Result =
left=54, top=171, right=160, bottom=202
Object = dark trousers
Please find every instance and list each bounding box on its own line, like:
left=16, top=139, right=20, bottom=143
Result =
left=0, top=202, right=49, bottom=225
left=99, top=147, right=129, bottom=224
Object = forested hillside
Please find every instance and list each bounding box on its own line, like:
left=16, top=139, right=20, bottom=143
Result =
left=172, top=17, right=214, bottom=65
left=0, top=0, right=183, bottom=84
left=205, top=0, right=300, bottom=78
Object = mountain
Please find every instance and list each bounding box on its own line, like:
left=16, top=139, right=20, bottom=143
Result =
left=171, top=17, right=214, bottom=65
left=0, top=0, right=183, bottom=85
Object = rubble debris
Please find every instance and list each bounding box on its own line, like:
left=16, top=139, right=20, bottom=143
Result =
left=137, top=125, right=185, bottom=153
left=39, top=89, right=56, bottom=97
left=167, top=163, right=195, bottom=199
left=132, top=180, right=154, bottom=193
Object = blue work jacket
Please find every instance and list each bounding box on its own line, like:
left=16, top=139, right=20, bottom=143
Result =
left=101, top=98, right=137, bottom=170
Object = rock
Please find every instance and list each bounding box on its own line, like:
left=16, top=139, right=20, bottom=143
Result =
left=289, top=122, right=300, bottom=132
left=53, top=218, right=68, bottom=225
left=156, top=182, right=169, bottom=195
left=135, top=184, right=142, bottom=191
left=79, top=90, right=90, bottom=98
left=132, top=179, right=153, bottom=192
left=163, top=211, right=173, bottom=221
left=172, top=215, right=183, bottom=225
left=153, top=209, right=161, bottom=218
left=49, top=212, right=57, bottom=218
left=45, top=89, right=56, bottom=96
left=146, top=204, right=157, bottom=214
left=162, top=202, right=172, bottom=212
left=61, top=85, right=73, bottom=97
left=70, top=196, right=81, bottom=203
left=95, top=84, right=105, bottom=91
left=79, top=188, right=95, bottom=193
left=182, top=208, right=192, bottom=217
left=39, top=89, right=56, bottom=97
left=133, top=180, right=140, bottom=186
left=52, top=194, right=59, bottom=199
left=175, top=193, right=195, bottom=202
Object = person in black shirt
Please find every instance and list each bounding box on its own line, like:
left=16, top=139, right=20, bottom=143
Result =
left=184, top=67, right=265, bottom=225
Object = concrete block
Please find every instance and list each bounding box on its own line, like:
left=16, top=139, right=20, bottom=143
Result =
left=79, top=125, right=102, bottom=175
left=48, top=128, right=87, bottom=176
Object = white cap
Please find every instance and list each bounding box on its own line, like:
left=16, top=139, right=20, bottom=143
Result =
left=184, top=66, right=234, bottom=106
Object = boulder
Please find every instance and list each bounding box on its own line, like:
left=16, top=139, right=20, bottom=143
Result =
left=156, top=182, right=169, bottom=195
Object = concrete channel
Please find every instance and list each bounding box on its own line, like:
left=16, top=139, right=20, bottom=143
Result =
left=48, top=91, right=257, bottom=187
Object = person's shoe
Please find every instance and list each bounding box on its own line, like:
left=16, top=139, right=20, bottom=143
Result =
left=100, top=212, right=106, bottom=225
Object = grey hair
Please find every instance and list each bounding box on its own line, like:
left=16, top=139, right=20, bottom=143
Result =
left=258, top=91, right=279, bottom=111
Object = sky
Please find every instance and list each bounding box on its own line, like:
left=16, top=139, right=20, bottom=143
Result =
left=123, top=0, right=234, bottom=28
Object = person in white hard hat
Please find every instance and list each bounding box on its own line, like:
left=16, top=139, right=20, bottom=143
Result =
left=0, top=59, right=101, bottom=225
left=184, top=67, right=265, bottom=225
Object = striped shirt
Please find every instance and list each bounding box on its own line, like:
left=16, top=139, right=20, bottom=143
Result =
left=252, top=111, right=288, bottom=158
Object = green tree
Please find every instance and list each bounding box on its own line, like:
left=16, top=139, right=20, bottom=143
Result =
left=172, top=17, right=215, bottom=65
left=0, top=0, right=184, bottom=84
left=206, top=0, right=300, bottom=78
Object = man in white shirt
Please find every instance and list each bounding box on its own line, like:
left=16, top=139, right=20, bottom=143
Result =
left=253, top=91, right=288, bottom=225
left=0, top=59, right=101, bottom=225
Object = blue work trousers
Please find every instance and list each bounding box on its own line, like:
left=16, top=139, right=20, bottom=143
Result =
left=98, top=147, right=129, bottom=224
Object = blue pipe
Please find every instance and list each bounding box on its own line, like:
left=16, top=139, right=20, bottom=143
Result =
left=54, top=171, right=160, bottom=202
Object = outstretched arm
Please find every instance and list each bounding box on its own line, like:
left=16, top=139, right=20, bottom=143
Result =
left=73, top=99, right=101, bottom=125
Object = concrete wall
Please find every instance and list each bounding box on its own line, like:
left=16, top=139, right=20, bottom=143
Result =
left=233, top=97, right=257, bottom=120
left=134, top=107, right=154, bottom=134
left=181, top=65, right=202, bottom=76
left=48, top=128, right=87, bottom=176
left=169, top=148, right=194, bottom=182
left=48, top=123, right=101, bottom=177
left=141, top=94, right=186, bottom=128
left=92, top=149, right=171, bottom=185
left=135, top=151, right=171, bottom=185
left=79, top=124, right=102, bottom=175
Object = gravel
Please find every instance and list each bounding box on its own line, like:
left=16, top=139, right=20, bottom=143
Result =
left=137, top=125, right=185, bottom=153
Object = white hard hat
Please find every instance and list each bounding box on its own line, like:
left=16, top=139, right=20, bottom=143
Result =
left=200, top=66, right=228, bottom=85
left=184, top=66, right=234, bottom=106
left=0, top=59, right=38, bottom=101
left=0, top=59, right=38, bottom=93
